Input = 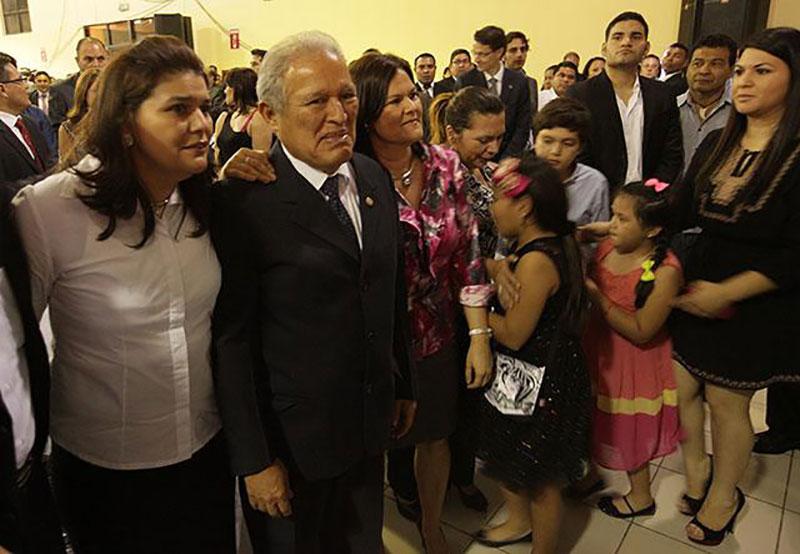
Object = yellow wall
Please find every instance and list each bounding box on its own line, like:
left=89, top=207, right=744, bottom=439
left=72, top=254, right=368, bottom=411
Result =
left=2, top=0, right=681, bottom=82
left=770, top=0, right=800, bottom=28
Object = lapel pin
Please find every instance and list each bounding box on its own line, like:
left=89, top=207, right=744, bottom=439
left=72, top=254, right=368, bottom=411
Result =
left=365, top=196, right=375, bottom=207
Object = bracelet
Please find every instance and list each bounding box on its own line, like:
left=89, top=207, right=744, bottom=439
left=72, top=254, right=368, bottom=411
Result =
left=468, top=327, right=493, bottom=337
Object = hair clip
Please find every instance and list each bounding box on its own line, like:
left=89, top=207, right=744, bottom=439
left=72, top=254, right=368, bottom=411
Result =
left=640, top=259, right=656, bottom=282
left=491, top=159, right=531, bottom=198
left=644, top=178, right=670, bottom=193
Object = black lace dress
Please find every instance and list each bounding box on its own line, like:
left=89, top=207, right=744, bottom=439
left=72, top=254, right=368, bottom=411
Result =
left=475, top=237, right=591, bottom=491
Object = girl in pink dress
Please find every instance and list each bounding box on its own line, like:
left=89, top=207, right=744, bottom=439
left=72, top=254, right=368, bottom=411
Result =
left=583, top=179, right=683, bottom=518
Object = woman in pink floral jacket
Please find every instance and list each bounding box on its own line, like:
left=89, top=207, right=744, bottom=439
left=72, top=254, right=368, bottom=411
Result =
left=350, top=53, right=493, bottom=553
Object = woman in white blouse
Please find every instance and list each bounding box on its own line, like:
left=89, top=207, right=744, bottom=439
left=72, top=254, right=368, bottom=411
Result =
left=13, top=36, right=233, bottom=554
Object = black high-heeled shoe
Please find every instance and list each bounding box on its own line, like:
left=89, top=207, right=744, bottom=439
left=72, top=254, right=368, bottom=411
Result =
left=473, top=528, right=532, bottom=547
left=687, top=487, right=746, bottom=547
left=680, top=458, right=713, bottom=516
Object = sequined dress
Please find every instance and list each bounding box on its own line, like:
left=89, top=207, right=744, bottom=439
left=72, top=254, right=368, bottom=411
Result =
left=476, top=237, right=592, bottom=491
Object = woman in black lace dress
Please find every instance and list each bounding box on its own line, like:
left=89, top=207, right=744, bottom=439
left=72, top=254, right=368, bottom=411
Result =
left=474, top=154, right=590, bottom=553
left=670, top=28, right=800, bottom=546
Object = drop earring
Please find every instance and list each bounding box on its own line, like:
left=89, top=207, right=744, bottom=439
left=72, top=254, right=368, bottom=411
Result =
left=123, top=135, right=134, bottom=147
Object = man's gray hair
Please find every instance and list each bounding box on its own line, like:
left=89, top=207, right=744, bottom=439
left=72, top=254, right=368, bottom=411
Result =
left=256, top=31, right=345, bottom=113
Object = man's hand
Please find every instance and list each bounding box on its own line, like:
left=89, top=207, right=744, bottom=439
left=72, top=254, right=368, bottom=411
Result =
left=243, top=459, right=294, bottom=518
left=391, top=399, right=417, bottom=439
left=219, top=148, right=276, bottom=182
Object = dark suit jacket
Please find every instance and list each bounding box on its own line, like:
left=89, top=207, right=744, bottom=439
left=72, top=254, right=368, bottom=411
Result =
left=433, top=77, right=456, bottom=97
left=415, top=82, right=433, bottom=142
left=28, top=89, right=70, bottom=130
left=212, top=143, right=414, bottom=482
left=0, top=115, right=53, bottom=186
left=456, top=66, right=532, bottom=159
left=567, top=72, right=683, bottom=192
left=50, top=73, right=78, bottom=111
left=525, top=74, right=539, bottom=115
left=0, top=181, right=52, bottom=552
left=664, top=72, right=689, bottom=97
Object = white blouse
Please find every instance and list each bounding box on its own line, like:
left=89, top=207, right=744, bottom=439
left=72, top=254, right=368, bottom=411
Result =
left=13, top=157, right=222, bottom=470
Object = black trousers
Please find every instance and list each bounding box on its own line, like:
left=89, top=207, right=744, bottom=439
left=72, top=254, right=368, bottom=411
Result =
left=51, top=433, right=235, bottom=554
left=4, top=457, right=66, bottom=554
left=766, top=382, right=800, bottom=440
left=242, top=454, right=384, bottom=554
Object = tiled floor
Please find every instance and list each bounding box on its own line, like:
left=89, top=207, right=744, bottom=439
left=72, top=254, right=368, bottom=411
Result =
left=380, top=390, right=800, bottom=553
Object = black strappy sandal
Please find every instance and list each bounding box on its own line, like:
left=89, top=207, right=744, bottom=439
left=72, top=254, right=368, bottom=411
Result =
left=597, top=495, right=656, bottom=519
left=679, top=457, right=713, bottom=516
left=687, top=487, right=746, bottom=547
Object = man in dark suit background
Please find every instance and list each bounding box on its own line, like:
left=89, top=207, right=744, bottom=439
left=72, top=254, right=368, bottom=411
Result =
left=50, top=37, right=108, bottom=113
left=433, top=49, right=472, bottom=97
left=456, top=25, right=532, bottom=159
left=0, top=53, right=53, bottom=186
left=28, top=72, right=69, bottom=134
left=660, top=42, right=690, bottom=96
left=414, top=53, right=436, bottom=140
left=0, top=52, right=64, bottom=554
left=212, top=31, right=416, bottom=553
left=505, top=31, right=539, bottom=116
left=568, top=12, right=682, bottom=193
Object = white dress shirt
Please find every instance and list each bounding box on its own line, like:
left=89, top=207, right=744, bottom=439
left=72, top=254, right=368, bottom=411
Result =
left=615, top=77, right=644, bottom=184
left=483, top=65, right=505, bottom=96
left=0, top=269, right=35, bottom=469
left=13, top=156, right=222, bottom=470
left=537, top=88, right=558, bottom=109
left=0, top=110, right=34, bottom=159
left=417, top=82, right=434, bottom=98
left=36, top=91, right=49, bottom=114
left=282, top=144, right=363, bottom=248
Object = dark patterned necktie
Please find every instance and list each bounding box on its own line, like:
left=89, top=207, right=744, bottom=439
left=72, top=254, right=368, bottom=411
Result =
left=321, top=175, right=359, bottom=250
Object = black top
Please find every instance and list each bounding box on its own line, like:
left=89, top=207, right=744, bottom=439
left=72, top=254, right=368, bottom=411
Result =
left=216, top=111, right=253, bottom=168
left=670, top=129, right=800, bottom=387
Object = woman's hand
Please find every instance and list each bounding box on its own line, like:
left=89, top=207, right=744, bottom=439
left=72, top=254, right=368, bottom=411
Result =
left=577, top=221, right=611, bottom=243
left=673, top=280, right=735, bottom=319
left=465, top=336, right=493, bottom=389
left=585, top=277, right=601, bottom=301
left=219, top=148, right=276, bottom=182
left=487, top=257, right=521, bottom=310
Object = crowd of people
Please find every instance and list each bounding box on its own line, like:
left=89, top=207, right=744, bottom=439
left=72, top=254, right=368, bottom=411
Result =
left=1, top=8, right=799, bottom=554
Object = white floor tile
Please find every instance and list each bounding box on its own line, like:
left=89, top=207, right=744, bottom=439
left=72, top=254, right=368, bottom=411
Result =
left=440, top=472, right=507, bottom=534
left=778, top=509, right=800, bottom=554
left=637, top=467, right=782, bottom=553
left=382, top=493, right=473, bottom=554
left=786, top=454, right=800, bottom=514
left=618, top=525, right=706, bottom=554
left=739, top=452, right=792, bottom=507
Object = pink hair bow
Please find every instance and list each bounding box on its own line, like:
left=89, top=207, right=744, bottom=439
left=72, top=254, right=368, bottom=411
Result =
left=644, top=178, right=670, bottom=193
left=492, top=159, right=531, bottom=198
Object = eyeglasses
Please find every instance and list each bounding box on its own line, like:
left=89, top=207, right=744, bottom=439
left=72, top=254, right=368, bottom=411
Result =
left=0, top=78, right=25, bottom=85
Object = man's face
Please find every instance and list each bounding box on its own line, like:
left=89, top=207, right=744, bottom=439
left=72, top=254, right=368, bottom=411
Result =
left=0, top=64, right=31, bottom=115
left=472, top=42, right=504, bottom=74
left=450, top=53, right=471, bottom=78
left=34, top=74, right=51, bottom=93
left=602, top=20, right=649, bottom=68
left=542, top=68, right=555, bottom=90
left=564, top=52, right=580, bottom=67
left=250, top=54, right=263, bottom=71
left=262, top=51, right=358, bottom=175
left=553, top=66, right=577, bottom=96
left=663, top=46, right=689, bottom=74
left=76, top=41, right=108, bottom=72
left=505, top=38, right=529, bottom=71
left=414, top=56, right=436, bottom=86
left=687, top=47, right=733, bottom=96
left=640, top=56, right=661, bottom=78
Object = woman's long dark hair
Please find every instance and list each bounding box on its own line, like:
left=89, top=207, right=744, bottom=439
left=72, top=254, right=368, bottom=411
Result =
left=516, top=153, right=588, bottom=334
left=348, top=53, right=423, bottom=160
left=695, top=27, right=800, bottom=203
left=223, top=67, right=258, bottom=114
left=75, top=35, right=212, bottom=248
left=615, top=181, right=673, bottom=309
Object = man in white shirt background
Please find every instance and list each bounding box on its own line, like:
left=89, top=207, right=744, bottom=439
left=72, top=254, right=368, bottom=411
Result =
left=660, top=42, right=690, bottom=96
left=538, top=61, right=579, bottom=110
left=28, top=71, right=68, bottom=134
left=414, top=52, right=436, bottom=140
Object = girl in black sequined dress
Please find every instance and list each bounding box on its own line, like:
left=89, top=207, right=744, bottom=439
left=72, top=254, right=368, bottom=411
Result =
left=474, top=154, right=590, bottom=553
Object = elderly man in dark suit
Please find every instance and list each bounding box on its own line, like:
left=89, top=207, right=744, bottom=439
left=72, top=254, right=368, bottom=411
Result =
left=50, top=37, right=108, bottom=113
left=212, top=31, right=416, bottom=553
left=567, top=12, right=682, bottom=193
left=0, top=52, right=63, bottom=554
left=0, top=53, right=53, bottom=186
left=456, top=25, right=532, bottom=159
